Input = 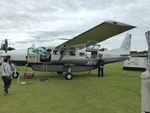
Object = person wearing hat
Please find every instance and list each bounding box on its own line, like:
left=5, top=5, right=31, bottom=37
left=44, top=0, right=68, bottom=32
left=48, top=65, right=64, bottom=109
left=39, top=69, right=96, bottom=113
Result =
left=1, top=57, right=12, bottom=95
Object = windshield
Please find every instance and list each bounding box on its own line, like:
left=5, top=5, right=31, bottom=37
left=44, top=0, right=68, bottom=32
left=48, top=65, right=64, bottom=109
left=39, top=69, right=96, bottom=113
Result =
left=28, top=47, right=46, bottom=54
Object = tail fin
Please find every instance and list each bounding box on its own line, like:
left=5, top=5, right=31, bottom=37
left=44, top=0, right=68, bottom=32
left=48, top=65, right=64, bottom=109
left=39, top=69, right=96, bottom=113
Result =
left=104, top=33, right=132, bottom=55
left=120, top=33, right=132, bottom=52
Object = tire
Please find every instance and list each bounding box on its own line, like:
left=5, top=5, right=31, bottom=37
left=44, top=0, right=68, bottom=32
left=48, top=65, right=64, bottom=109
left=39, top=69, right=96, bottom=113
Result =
left=65, top=73, right=73, bottom=80
left=57, top=72, right=63, bottom=74
left=12, top=72, right=19, bottom=78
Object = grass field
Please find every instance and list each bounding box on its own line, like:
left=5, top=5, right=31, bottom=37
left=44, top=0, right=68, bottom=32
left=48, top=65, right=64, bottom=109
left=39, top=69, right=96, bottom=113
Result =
left=0, top=62, right=142, bottom=113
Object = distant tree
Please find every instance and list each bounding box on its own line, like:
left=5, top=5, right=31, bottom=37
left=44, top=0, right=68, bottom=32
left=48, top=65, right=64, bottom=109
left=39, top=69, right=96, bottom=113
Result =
left=130, top=50, right=148, bottom=54
left=138, top=50, right=148, bottom=54
left=130, top=51, right=138, bottom=54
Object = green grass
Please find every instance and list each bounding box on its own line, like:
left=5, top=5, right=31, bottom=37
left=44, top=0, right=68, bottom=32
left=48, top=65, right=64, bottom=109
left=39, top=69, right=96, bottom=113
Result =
left=0, top=62, right=142, bottom=113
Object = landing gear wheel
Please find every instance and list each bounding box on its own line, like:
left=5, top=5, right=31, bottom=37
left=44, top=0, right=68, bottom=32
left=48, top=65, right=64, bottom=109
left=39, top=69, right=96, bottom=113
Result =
left=12, top=72, right=19, bottom=78
left=57, top=72, right=63, bottom=74
left=65, top=73, right=73, bottom=80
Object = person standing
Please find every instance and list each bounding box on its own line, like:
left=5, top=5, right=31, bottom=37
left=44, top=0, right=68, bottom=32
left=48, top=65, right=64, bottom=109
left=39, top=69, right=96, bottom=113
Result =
left=141, top=70, right=150, bottom=113
left=142, top=31, right=150, bottom=113
left=1, top=57, right=12, bottom=95
left=97, top=58, right=104, bottom=77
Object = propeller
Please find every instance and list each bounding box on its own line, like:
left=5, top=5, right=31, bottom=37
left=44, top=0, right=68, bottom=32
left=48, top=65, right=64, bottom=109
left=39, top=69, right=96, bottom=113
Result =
left=4, top=39, right=8, bottom=53
left=1, top=39, right=8, bottom=53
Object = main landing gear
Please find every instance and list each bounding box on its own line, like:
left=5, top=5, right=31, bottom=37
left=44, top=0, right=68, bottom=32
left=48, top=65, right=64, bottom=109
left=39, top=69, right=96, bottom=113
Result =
left=65, top=67, right=73, bottom=80
left=65, top=73, right=73, bottom=80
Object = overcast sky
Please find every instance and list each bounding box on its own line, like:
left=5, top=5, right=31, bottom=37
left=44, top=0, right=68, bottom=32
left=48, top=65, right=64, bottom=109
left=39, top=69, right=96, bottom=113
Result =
left=0, top=0, right=149, bottom=51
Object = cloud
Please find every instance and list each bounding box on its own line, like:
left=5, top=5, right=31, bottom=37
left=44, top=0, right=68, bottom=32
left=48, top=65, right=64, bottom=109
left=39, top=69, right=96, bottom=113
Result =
left=0, top=0, right=149, bottom=50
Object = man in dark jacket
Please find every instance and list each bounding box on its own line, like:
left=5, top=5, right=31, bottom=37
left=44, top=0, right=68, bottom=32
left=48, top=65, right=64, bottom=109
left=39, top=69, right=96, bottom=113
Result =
left=97, top=58, right=104, bottom=77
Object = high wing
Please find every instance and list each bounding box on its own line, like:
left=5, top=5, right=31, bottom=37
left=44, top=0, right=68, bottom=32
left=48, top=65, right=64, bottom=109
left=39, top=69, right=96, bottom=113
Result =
left=55, top=21, right=135, bottom=50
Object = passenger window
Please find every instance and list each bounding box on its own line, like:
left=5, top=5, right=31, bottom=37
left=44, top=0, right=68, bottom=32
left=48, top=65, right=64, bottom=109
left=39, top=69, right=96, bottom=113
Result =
left=99, top=54, right=103, bottom=58
left=70, top=51, right=75, bottom=56
left=53, top=50, right=58, bottom=55
left=79, top=52, right=85, bottom=57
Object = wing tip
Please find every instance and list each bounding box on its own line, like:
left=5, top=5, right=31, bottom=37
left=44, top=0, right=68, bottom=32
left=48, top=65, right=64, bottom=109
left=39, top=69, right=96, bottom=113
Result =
left=104, top=20, right=136, bottom=28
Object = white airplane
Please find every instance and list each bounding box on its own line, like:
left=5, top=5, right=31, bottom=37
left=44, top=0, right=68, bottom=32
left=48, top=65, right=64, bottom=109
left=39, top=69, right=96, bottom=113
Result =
left=2, top=21, right=135, bottom=80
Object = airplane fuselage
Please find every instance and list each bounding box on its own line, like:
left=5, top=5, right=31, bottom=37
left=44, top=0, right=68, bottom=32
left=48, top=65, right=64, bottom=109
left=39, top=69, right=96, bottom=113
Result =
left=5, top=47, right=128, bottom=73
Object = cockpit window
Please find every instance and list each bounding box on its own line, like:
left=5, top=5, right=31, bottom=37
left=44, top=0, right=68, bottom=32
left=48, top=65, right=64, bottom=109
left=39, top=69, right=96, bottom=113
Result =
left=28, top=47, right=46, bottom=54
left=35, top=47, right=46, bottom=54
left=28, top=48, right=35, bottom=54
left=53, top=50, right=58, bottom=55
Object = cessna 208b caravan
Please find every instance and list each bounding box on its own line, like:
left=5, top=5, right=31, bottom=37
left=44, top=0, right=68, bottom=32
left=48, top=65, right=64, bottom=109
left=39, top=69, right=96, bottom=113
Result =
left=4, top=21, right=136, bottom=80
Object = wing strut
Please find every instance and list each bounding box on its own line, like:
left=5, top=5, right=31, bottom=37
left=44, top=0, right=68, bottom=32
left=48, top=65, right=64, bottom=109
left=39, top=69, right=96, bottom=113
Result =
left=57, top=48, right=67, bottom=63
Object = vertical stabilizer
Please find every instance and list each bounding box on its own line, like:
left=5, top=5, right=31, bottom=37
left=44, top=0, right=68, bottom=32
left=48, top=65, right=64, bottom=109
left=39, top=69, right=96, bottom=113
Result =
left=104, top=33, right=132, bottom=55
left=120, top=33, right=132, bottom=52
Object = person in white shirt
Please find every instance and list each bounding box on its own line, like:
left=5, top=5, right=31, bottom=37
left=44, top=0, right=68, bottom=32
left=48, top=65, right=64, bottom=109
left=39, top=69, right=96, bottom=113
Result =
left=1, top=57, right=12, bottom=95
